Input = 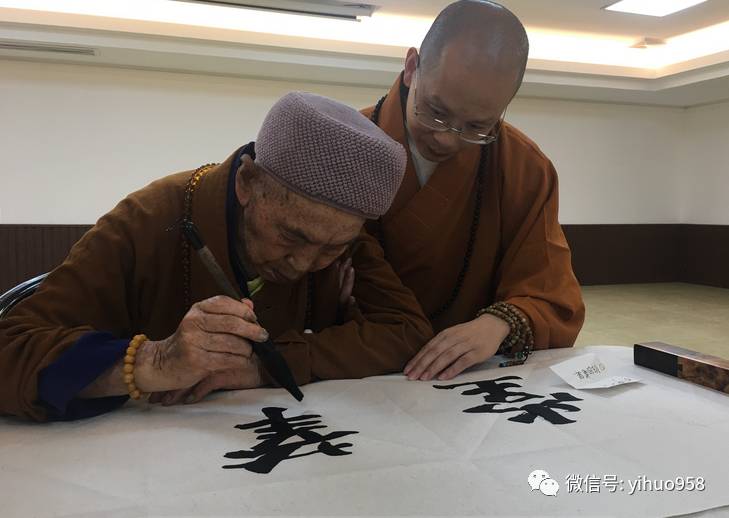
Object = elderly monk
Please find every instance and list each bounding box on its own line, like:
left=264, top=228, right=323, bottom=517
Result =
left=0, top=92, right=433, bottom=421
left=357, top=0, right=585, bottom=381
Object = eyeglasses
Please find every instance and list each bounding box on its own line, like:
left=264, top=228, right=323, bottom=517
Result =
left=412, top=67, right=505, bottom=145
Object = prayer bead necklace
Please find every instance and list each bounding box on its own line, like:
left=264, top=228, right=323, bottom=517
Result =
left=181, top=162, right=315, bottom=332
left=181, top=163, right=218, bottom=309
left=370, top=95, right=487, bottom=321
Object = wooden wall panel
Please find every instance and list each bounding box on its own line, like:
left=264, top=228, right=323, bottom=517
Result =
left=1, top=224, right=727, bottom=293
left=0, top=225, right=90, bottom=293
left=680, top=225, right=729, bottom=289
left=561, top=224, right=683, bottom=285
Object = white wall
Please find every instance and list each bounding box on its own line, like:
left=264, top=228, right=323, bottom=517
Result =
left=678, top=100, right=729, bottom=225
left=0, top=59, right=723, bottom=225
left=507, top=98, right=684, bottom=224
left=0, top=60, right=382, bottom=224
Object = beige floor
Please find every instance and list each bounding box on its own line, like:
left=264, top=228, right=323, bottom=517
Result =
left=575, top=283, right=729, bottom=359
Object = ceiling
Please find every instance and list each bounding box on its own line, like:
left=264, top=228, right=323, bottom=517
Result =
left=376, top=0, right=729, bottom=40
left=1, top=0, right=729, bottom=107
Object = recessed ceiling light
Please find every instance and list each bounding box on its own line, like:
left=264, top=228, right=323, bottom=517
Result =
left=604, top=0, right=708, bottom=17
left=630, top=37, right=666, bottom=48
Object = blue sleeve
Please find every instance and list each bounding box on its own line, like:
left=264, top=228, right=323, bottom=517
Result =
left=38, top=331, right=130, bottom=421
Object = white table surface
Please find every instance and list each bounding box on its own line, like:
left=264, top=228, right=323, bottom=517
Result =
left=2, top=345, right=729, bottom=518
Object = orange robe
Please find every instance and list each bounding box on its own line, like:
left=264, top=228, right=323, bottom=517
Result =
left=361, top=75, right=585, bottom=347
left=0, top=150, right=433, bottom=420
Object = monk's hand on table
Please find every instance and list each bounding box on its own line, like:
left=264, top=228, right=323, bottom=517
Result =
left=137, top=295, right=268, bottom=396
left=403, top=313, right=510, bottom=381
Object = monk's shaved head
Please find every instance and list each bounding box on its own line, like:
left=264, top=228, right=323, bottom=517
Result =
left=400, top=0, right=529, bottom=162
left=419, top=0, right=529, bottom=94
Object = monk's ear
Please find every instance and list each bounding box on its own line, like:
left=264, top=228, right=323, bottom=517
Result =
left=403, top=47, right=419, bottom=88
left=235, top=154, right=255, bottom=207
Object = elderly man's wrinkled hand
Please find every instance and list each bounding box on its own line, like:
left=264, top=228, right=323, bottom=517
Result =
left=136, top=295, right=267, bottom=394
left=148, top=359, right=262, bottom=406
left=403, top=313, right=510, bottom=381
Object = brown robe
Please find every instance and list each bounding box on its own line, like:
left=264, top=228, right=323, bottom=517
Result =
left=361, top=75, right=585, bottom=345
left=0, top=151, right=433, bottom=420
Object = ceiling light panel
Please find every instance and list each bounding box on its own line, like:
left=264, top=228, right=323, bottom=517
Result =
left=604, top=0, right=708, bottom=17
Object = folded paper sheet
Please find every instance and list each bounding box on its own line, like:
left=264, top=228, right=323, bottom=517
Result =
left=550, top=352, right=642, bottom=389
left=2, top=346, right=729, bottom=518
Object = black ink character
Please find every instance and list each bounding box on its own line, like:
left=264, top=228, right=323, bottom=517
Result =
left=471, top=392, right=584, bottom=425
left=435, top=376, right=584, bottom=425
left=434, top=375, right=542, bottom=405
left=223, top=407, right=359, bottom=473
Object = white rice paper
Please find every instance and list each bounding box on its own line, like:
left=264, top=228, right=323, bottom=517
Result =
left=2, top=345, right=728, bottom=518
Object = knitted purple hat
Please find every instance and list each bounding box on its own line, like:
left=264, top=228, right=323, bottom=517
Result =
left=256, top=92, right=407, bottom=219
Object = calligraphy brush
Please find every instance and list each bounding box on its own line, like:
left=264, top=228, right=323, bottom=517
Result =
left=181, top=219, right=304, bottom=402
